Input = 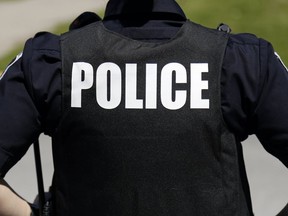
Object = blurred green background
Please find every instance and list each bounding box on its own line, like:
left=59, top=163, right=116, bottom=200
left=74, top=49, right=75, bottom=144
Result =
left=0, top=0, right=287, bottom=73
left=178, top=0, right=287, bottom=60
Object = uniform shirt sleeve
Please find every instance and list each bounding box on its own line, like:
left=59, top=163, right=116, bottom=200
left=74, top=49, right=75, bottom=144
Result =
left=222, top=33, right=288, bottom=168
left=253, top=45, right=288, bottom=167
left=0, top=32, right=61, bottom=177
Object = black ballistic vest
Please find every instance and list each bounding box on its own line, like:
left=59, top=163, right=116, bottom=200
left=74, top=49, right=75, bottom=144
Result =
left=54, top=21, right=252, bottom=215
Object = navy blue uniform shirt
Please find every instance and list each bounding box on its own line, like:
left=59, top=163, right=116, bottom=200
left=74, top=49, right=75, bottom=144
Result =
left=0, top=0, right=288, bottom=200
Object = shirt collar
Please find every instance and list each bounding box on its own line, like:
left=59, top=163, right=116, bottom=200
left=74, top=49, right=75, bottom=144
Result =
left=104, top=0, right=186, bottom=21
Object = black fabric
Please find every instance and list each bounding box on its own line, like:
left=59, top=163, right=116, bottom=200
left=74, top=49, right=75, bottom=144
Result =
left=104, top=0, right=186, bottom=27
left=277, top=203, right=288, bottom=216
left=53, top=20, right=252, bottom=215
left=69, top=12, right=102, bottom=30
left=104, top=0, right=186, bottom=20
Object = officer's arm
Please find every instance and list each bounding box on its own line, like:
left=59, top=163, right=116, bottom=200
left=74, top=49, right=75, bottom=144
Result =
left=222, top=35, right=288, bottom=166
left=253, top=41, right=288, bottom=168
left=0, top=178, right=31, bottom=216
left=0, top=42, right=42, bottom=215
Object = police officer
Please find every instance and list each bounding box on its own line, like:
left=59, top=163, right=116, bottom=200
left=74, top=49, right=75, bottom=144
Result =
left=0, top=0, right=288, bottom=215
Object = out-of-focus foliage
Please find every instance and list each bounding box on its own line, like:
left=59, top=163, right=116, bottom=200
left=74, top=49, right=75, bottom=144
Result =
left=178, top=0, right=288, bottom=63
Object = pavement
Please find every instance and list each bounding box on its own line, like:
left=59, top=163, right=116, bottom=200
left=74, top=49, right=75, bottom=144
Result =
left=0, top=0, right=107, bottom=58
left=1, top=1, right=288, bottom=215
